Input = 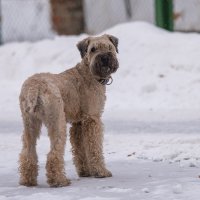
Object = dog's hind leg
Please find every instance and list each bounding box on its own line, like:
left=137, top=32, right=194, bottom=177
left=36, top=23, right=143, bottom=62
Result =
left=70, top=122, right=91, bottom=177
left=43, top=94, right=70, bottom=187
left=19, top=114, right=42, bottom=186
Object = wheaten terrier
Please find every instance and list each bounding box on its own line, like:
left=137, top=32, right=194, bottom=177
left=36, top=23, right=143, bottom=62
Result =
left=19, top=34, right=119, bottom=187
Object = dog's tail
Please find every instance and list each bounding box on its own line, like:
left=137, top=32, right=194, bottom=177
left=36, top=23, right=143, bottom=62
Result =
left=26, top=87, right=40, bottom=113
left=20, top=84, right=40, bottom=115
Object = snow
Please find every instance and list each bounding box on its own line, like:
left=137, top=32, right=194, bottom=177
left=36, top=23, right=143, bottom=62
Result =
left=2, top=22, right=200, bottom=122
left=1, top=128, right=200, bottom=200
left=141, top=187, right=150, bottom=193
left=1, top=22, right=200, bottom=199
left=172, top=184, right=183, bottom=194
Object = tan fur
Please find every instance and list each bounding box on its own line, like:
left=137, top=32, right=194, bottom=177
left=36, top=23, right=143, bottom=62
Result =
left=19, top=34, right=118, bottom=187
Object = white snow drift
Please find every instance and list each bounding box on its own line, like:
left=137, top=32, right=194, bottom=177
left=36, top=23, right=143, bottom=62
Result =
left=1, top=22, right=200, bottom=122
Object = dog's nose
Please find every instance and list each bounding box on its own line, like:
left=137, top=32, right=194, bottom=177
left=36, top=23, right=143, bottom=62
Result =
left=101, top=55, right=109, bottom=65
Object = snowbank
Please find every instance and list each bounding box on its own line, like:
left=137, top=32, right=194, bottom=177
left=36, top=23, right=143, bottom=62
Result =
left=1, top=22, right=200, bottom=199
left=1, top=22, right=200, bottom=122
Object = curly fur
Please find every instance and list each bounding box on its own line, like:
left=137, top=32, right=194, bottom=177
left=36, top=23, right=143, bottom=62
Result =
left=19, top=34, right=118, bottom=187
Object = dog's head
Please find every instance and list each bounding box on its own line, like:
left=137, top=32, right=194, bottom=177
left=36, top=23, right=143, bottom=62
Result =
left=77, top=34, right=119, bottom=80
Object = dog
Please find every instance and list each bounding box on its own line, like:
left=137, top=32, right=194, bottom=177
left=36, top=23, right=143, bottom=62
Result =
left=19, top=34, right=119, bottom=187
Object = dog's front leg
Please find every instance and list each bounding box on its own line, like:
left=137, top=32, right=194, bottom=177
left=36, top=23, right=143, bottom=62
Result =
left=70, top=122, right=91, bottom=177
left=82, top=117, right=112, bottom=178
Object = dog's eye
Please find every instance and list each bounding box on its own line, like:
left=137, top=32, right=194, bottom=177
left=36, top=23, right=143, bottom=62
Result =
left=90, top=47, right=96, bottom=53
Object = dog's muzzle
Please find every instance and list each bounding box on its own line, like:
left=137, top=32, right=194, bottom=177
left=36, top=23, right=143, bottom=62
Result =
left=92, top=52, right=119, bottom=85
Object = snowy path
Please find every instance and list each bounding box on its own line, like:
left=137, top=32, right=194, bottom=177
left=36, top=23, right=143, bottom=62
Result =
left=1, top=159, right=200, bottom=200
left=0, top=121, right=200, bottom=200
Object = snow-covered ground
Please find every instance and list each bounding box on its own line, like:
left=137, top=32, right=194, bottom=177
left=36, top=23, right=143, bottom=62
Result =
left=1, top=22, right=200, bottom=199
left=1, top=124, right=200, bottom=200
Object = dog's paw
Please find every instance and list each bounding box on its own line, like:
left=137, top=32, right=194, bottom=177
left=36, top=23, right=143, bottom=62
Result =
left=78, top=171, right=91, bottom=177
left=19, top=179, right=37, bottom=187
left=93, top=168, right=112, bottom=178
left=48, top=177, right=71, bottom=187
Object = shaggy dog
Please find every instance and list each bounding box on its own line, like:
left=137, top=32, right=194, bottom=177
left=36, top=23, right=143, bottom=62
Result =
left=19, top=34, right=119, bottom=187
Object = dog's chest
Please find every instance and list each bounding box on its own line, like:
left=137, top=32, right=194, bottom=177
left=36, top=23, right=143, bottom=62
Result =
left=81, top=84, right=106, bottom=117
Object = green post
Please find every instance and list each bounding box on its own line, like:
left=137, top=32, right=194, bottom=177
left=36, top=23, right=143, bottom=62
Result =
left=155, top=0, right=174, bottom=31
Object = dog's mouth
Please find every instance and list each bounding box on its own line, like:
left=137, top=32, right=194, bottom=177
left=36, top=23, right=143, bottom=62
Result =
left=93, top=64, right=118, bottom=85
left=90, top=52, right=119, bottom=85
left=100, top=64, right=118, bottom=75
left=92, top=64, right=118, bottom=85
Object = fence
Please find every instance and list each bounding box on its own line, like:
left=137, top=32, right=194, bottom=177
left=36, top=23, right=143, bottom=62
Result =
left=1, top=0, right=53, bottom=43
left=1, top=0, right=200, bottom=44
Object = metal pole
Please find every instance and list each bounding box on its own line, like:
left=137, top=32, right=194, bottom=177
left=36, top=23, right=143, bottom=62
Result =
left=124, top=0, right=132, bottom=19
left=155, top=0, right=174, bottom=31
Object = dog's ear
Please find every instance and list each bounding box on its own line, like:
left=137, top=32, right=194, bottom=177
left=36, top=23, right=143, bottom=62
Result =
left=106, top=34, right=119, bottom=53
left=77, top=38, right=90, bottom=58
